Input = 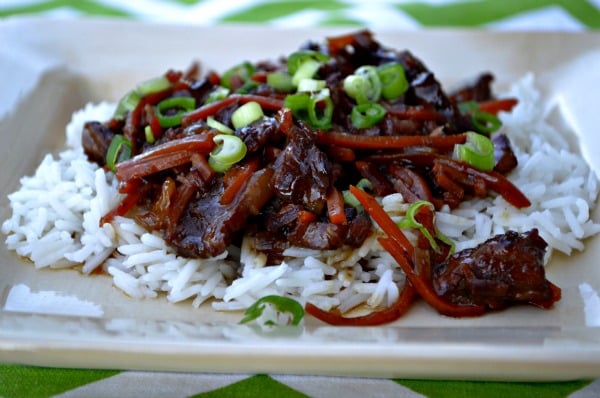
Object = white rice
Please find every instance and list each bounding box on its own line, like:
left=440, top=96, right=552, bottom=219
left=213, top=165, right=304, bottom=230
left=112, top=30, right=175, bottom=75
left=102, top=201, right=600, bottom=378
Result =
left=2, top=75, right=599, bottom=315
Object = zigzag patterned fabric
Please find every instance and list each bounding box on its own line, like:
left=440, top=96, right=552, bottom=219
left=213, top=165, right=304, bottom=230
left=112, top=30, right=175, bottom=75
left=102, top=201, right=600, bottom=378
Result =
left=1, top=0, right=599, bottom=30
left=1, top=1, right=599, bottom=397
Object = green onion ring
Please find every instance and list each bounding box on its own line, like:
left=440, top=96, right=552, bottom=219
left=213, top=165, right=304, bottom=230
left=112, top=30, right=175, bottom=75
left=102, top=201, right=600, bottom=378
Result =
left=208, top=134, right=247, bottom=172
left=453, top=131, right=495, bottom=171
left=377, top=62, right=409, bottom=100
left=156, top=96, right=196, bottom=128
left=240, top=295, right=305, bottom=326
left=471, top=110, right=502, bottom=135
left=106, top=135, right=133, bottom=172
left=351, top=103, right=387, bottom=129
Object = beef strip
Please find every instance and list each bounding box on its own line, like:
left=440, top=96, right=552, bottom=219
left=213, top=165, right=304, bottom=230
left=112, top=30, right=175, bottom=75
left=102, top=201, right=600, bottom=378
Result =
left=166, top=167, right=274, bottom=258
left=432, top=229, right=557, bottom=310
left=272, top=121, right=330, bottom=214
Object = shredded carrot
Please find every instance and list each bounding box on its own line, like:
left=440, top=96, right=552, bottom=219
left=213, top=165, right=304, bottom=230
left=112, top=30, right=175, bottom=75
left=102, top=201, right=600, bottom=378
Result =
left=115, top=134, right=214, bottom=182
left=99, top=180, right=143, bottom=225
left=348, top=185, right=414, bottom=259
left=379, top=237, right=485, bottom=317
left=434, top=158, right=531, bottom=208
left=220, top=159, right=260, bottom=205
left=326, top=186, right=347, bottom=225
left=298, top=210, right=317, bottom=224
left=384, top=105, right=447, bottom=122
left=316, top=131, right=466, bottom=150
left=477, top=98, right=518, bottom=115
left=190, top=153, right=214, bottom=182
left=305, top=282, right=415, bottom=326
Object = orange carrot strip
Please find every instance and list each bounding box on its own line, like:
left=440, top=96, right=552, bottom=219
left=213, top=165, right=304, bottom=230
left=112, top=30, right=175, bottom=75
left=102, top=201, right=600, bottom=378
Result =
left=379, top=237, right=485, bottom=317
left=326, top=186, right=347, bottom=225
left=220, top=159, right=260, bottom=205
left=477, top=98, right=518, bottom=115
left=305, top=282, right=415, bottom=326
left=316, top=131, right=466, bottom=150
left=348, top=185, right=414, bottom=259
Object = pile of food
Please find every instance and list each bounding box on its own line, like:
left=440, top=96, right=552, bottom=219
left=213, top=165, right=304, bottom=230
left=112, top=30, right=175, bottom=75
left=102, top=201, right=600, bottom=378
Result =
left=3, top=30, right=599, bottom=325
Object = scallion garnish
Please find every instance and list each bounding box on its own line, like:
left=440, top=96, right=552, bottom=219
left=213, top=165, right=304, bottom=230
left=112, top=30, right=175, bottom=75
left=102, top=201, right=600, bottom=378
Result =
left=297, top=78, right=327, bottom=93
left=291, top=59, right=321, bottom=87
left=376, top=62, right=408, bottom=100
left=240, top=295, right=305, bottom=326
left=221, top=61, right=255, bottom=90
left=307, top=89, right=334, bottom=130
left=287, top=50, right=329, bottom=75
left=284, top=89, right=334, bottom=130
left=397, top=200, right=454, bottom=254
left=266, top=72, right=295, bottom=92
left=106, top=135, right=133, bottom=172
left=351, top=103, right=387, bottom=129
left=136, top=76, right=171, bottom=97
left=206, top=116, right=234, bottom=134
left=343, top=65, right=382, bottom=104
left=453, top=131, right=495, bottom=171
left=208, top=134, right=247, bottom=172
left=231, top=101, right=264, bottom=129
left=155, top=96, right=196, bottom=128
left=144, top=125, right=155, bottom=144
left=458, top=101, right=503, bottom=135
left=471, top=111, right=502, bottom=135
left=204, top=86, right=230, bottom=104
left=114, top=90, right=141, bottom=120
left=342, top=190, right=361, bottom=208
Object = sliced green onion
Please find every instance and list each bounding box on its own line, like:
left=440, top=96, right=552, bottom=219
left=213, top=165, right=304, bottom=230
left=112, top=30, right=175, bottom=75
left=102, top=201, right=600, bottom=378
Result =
left=377, top=62, right=408, bottom=100
left=208, top=134, right=247, bottom=172
left=343, top=65, right=381, bottom=104
left=297, top=78, right=326, bottom=92
left=106, top=135, right=132, bottom=172
left=458, top=101, right=479, bottom=114
left=114, top=90, right=141, bottom=120
left=287, top=50, right=329, bottom=75
left=307, top=89, right=334, bottom=130
left=453, top=131, right=495, bottom=171
left=204, top=86, right=230, bottom=104
left=235, top=80, right=259, bottom=94
left=351, top=103, right=387, bottom=129
left=292, top=59, right=321, bottom=87
left=284, top=92, right=311, bottom=123
left=240, top=295, right=305, bottom=326
left=207, top=116, right=234, bottom=134
left=136, top=76, right=171, bottom=97
left=266, top=72, right=295, bottom=92
left=397, top=200, right=453, bottom=254
left=356, top=178, right=373, bottom=191
left=285, top=90, right=333, bottom=130
left=231, top=101, right=264, bottom=129
left=221, top=61, right=255, bottom=90
left=144, top=125, right=155, bottom=144
left=156, top=96, right=196, bottom=128
left=471, top=111, right=502, bottom=135
left=342, top=190, right=361, bottom=208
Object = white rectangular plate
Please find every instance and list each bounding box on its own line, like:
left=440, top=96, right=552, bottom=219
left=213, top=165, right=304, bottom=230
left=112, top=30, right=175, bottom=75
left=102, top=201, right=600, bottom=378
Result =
left=1, top=18, right=599, bottom=380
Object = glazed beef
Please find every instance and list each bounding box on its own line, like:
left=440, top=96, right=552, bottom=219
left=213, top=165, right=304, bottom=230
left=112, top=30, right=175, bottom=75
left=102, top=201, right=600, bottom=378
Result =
left=432, top=229, right=557, bottom=309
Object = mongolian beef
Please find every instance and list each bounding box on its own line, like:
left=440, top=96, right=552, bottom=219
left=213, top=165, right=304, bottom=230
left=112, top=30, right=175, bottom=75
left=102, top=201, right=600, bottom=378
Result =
left=76, top=30, right=561, bottom=324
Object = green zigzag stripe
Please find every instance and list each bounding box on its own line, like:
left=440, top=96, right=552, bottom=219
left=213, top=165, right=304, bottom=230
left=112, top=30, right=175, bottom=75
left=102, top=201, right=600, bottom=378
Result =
left=221, top=0, right=347, bottom=23
left=0, top=364, right=120, bottom=398
left=191, top=374, right=309, bottom=398
left=395, top=379, right=593, bottom=398
left=0, top=0, right=131, bottom=18
left=397, top=0, right=600, bottom=29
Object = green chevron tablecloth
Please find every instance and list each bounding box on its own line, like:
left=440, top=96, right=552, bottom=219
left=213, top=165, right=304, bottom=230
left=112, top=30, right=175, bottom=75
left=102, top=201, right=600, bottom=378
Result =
left=1, top=1, right=599, bottom=397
